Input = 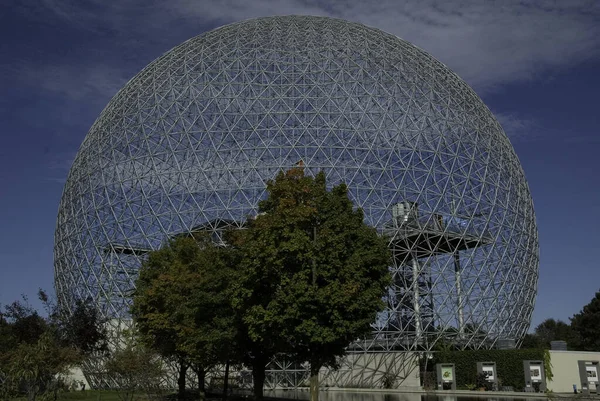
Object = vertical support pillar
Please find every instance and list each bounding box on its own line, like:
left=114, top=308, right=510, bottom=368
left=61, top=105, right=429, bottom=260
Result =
left=412, top=256, right=421, bottom=337
left=453, top=252, right=464, bottom=336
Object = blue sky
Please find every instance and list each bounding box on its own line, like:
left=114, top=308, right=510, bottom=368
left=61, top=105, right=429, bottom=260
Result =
left=0, top=0, right=599, bottom=330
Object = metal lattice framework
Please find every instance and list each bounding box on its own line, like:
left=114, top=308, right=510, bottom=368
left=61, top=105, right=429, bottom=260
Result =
left=54, top=15, right=538, bottom=388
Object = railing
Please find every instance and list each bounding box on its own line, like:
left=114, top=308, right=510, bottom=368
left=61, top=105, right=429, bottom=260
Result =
left=382, top=212, right=490, bottom=241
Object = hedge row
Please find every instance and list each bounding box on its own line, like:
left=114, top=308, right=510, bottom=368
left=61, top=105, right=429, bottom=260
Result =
left=432, top=349, right=552, bottom=390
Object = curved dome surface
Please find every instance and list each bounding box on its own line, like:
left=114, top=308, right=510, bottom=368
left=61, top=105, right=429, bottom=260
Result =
left=54, top=16, right=538, bottom=354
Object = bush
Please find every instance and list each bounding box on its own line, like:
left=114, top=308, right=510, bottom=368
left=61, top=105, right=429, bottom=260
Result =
left=381, top=372, right=395, bottom=389
left=104, top=343, right=165, bottom=401
left=420, top=371, right=436, bottom=390
left=476, top=372, right=493, bottom=390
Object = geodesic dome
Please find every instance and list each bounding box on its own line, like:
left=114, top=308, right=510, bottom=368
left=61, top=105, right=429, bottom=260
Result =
left=54, top=14, right=538, bottom=370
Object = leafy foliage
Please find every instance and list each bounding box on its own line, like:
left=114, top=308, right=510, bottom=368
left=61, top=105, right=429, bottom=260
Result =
left=104, top=332, right=164, bottom=401
left=475, top=372, right=493, bottom=390
left=0, top=292, right=108, bottom=401
left=3, top=332, right=80, bottom=401
left=521, top=291, right=600, bottom=352
left=231, top=167, right=391, bottom=400
left=433, top=349, right=552, bottom=390
left=533, top=318, right=578, bottom=350
left=520, top=333, right=544, bottom=349
left=54, top=298, right=109, bottom=356
left=570, top=291, right=600, bottom=351
left=131, top=234, right=240, bottom=394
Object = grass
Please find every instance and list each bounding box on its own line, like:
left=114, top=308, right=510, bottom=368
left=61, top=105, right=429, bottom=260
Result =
left=59, top=390, right=123, bottom=401
left=9, top=389, right=255, bottom=401
left=9, top=390, right=141, bottom=401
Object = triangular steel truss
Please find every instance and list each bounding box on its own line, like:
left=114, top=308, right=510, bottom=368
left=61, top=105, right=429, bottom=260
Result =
left=54, top=15, right=538, bottom=388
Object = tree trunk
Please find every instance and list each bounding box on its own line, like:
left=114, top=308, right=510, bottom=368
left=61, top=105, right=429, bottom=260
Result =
left=252, top=358, right=267, bottom=400
left=27, top=385, right=35, bottom=401
left=312, top=225, right=317, bottom=285
left=178, top=361, right=188, bottom=400
left=222, top=360, right=230, bottom=400
left=310, top=360, right=321, bottom=401
left=196, top=366, right=206, bottom=398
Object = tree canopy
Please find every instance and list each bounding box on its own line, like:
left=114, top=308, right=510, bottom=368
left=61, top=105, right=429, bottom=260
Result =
left=130, top=168, right=391, bottom=400
left=53, top=297, right=109, bottom=356
left=0, top=292, right=107, bottom=401
left=521, top=318, right=579, bottom=350
left=535, top=318, right=578, bottom=349
left=571, top=291, right=600, bottom=351
left=231, top=167, right=391, bottom=401
left=104, top=330, right=165, bottom=401
left=131, top=234, right=240, bottom=397
left=521, top=291, right=600, bottom=352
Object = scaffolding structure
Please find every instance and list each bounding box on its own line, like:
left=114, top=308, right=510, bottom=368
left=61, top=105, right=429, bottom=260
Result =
left=53, top=16, right=539, bottom=388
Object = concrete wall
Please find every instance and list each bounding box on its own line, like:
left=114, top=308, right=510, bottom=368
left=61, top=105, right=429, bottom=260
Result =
left=261, top=352, right=422, bottom=390
left=547, top=350, right=600, bottom=393
left=65, top=367, right=90, bottom=390
left=320, top=351, right=421, bottom=390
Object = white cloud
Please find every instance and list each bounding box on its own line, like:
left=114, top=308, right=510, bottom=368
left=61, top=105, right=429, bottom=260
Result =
left=9, top=0, right=599, bottom=144
left=494, top=112, right=541, bottom=142
left=30, top=0, right=600, bottom=93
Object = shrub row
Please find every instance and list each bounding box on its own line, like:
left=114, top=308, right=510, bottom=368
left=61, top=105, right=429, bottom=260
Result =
left=432, top=349, right=552, bottom=390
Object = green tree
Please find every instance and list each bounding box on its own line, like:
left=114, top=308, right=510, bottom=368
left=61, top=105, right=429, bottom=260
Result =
left=520, top=319, right=579, bottom=350
left=32, top=333, right=79, bottom=399
left=534, top=318, right=578, bottom=349
left=52, top=297, right=109, bottom=356
left=104, top=331, right=165, bottom=401
left=232, top=167, right=391, bottom=401
left=132, top=234, right=240, bottom=399
left=520, top=333, right=543, bottom=349
left=0, top=299, right=53, bottom=400
left=1, top=298, right=47, bottom=347
left=571, top=291, right=600, bottom=351
left=0, top=293, right=108, bottom=401
left=3, top=329, right=79, bottom=401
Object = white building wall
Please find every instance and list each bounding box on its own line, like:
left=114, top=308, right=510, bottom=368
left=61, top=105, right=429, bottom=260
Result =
left=547, top=350, right=600, bottom=393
